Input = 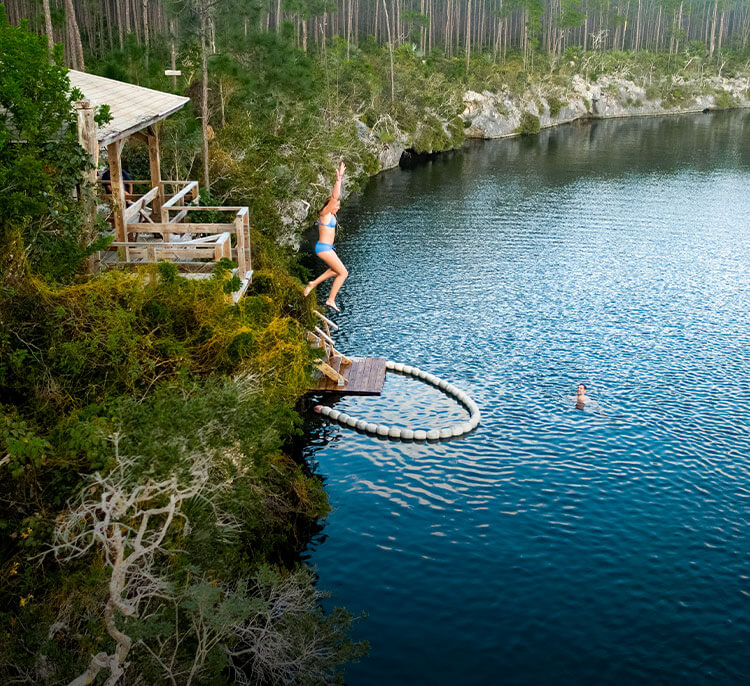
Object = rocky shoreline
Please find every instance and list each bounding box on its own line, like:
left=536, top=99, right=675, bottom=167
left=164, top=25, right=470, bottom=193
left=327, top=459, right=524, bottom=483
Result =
left=356, top=73, right=750, bottom=174
left=462, top=74, right=750, bottom=139
left=281, top=72, right=749, bottom=247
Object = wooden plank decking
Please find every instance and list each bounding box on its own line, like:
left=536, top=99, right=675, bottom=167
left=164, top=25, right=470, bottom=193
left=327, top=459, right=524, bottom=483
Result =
left=311, top=357, right=387, bottom=396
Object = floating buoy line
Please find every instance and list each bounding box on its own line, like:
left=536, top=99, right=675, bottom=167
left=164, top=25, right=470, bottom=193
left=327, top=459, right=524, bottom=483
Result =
left=314, top=360, right=481, bottom=442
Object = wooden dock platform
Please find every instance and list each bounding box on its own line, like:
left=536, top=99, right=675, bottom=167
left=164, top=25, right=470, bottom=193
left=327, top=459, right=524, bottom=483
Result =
left=311, top=357, right=387, bottom=395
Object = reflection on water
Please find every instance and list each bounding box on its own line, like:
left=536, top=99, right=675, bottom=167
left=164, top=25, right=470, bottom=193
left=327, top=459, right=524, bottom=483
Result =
left=301, top=111, right=750, bottom=685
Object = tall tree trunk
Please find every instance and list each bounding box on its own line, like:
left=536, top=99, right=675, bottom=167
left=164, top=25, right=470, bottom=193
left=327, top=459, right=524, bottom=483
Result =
left=382, top=0, right=395, bottom=105
left=709, top=0, right=718, bottom=56
left=465, top=0, right=472, bottom=74
left=142, top=0, right=150, bottom=66
left=65, top=0, right=85, bottom=70
left=43, top=0, right=54, bottom=52
left=118, top=0, right=124, bottom=49
left=200, top=3, right=210, bottom=191
left=105, top=0, right=114, bottom=51
left=170, top=18, right=177, bottom=89
left=347, top=0, right=352, bottom=57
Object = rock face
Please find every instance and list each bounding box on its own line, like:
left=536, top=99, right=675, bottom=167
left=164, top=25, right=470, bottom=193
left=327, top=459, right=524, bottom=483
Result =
left=463, top=74, right=750, bottom=139
left=354, top=116, right=407, bottom=172
left=279, top=72, right=749, bottom=244
left=277, top=197, right=312, bottom=250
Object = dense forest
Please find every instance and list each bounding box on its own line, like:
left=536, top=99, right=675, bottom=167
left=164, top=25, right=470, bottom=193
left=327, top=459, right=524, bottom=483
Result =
left=4, top=0, right=750, bottom=74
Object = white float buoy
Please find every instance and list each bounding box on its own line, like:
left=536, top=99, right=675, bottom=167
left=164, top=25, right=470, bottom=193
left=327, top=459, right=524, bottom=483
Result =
left=316, top=360, right=480, bottom=442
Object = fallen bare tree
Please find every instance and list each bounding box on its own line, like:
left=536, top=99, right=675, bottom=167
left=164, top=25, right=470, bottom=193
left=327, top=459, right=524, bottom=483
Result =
left=47, top=435, right=226, bottom=686
left=43, top=433, right=364, bottom=685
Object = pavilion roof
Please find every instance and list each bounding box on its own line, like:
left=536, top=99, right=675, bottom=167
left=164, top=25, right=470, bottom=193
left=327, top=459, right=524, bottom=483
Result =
left=67, top=70, right=190, bottom=147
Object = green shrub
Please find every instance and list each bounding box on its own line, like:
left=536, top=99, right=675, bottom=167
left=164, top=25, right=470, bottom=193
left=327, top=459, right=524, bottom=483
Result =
left=714, top=90, right=736, bottom=109
left=547, top=94, right=566, bottom=118
left=516, top=111, right=541, bottom=135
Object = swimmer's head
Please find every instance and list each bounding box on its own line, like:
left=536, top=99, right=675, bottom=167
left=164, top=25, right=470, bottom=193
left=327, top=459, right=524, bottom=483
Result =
left=320, top=197, right=340, bottom=215
left=577, top=384, right=587, bottom=396
left=321, top=197, right=341, bottom=214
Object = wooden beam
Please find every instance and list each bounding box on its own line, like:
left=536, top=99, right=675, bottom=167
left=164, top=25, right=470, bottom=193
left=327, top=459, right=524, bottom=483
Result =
left=76, top=100, right=100, bottom=273
left=123, top=185, right=160, bottom=223
left=316, top=361, right=347, bottom=385
left=235, top=212, right=248, bottom=278
left=147, top=128, right=163, bottom=223
left=164, top=205, right=246, bottom=212
left=161, top=181, right=199, bottom=220
left=75, top=100, right=98, bottom=183
left=106, top=140, right=127, bottom=250
left=314, top=310, right=339, bottom=331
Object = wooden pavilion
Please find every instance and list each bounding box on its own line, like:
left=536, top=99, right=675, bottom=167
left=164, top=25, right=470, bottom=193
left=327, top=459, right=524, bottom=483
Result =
left=70, top=70, right=252, bottom=299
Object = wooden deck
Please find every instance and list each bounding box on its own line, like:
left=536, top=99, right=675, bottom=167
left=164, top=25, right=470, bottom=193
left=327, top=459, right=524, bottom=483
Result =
left=311, top=357, right=387, bottom=395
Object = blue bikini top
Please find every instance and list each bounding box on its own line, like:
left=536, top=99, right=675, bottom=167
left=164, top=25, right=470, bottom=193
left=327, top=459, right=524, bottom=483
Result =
left=318, top=215, right=336, bottom=228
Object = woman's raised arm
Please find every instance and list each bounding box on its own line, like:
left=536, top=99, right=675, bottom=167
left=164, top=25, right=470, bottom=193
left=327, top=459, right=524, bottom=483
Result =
left=330, top=161, right=345, bottom=201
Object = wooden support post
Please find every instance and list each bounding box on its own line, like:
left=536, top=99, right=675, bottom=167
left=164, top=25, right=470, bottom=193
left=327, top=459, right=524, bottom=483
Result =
left=243, top=211, right=251, bottom=276
left=75, top=100, right=100, bottom=272
left=214, top=235, right=225, bottom=262
left=146, top=126, right=164, bottom=239
left=106, top=140, right=127, bottom=260
left=75, top=100, right=99, bottom=184
left=235, top=213, right=248, bottom=278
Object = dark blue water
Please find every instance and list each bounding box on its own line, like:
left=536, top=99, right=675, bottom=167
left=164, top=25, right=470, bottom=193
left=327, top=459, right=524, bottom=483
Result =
left=303, top=112, right=750, bottom=685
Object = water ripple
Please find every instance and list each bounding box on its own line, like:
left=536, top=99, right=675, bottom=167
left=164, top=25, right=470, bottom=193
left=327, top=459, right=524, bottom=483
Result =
left=302, top=112, right=750, bottom=686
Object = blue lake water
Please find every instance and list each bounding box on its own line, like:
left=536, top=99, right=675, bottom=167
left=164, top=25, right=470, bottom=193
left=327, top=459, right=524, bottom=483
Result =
left=301, top=111, right=750, bottom=684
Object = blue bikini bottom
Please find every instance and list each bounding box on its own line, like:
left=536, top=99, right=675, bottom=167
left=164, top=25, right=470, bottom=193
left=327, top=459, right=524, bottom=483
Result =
left=315, top=242, right=335, bottom=254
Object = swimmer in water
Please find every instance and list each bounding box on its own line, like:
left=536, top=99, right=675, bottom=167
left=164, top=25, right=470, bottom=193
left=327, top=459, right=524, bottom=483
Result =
left=304, top=161, right=348, bottom=312
left=575, top=383, right=591, bottom=410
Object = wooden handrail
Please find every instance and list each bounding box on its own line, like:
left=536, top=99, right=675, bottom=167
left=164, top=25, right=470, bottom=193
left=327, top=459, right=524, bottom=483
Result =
left=127, top=222, right=235, bottom=234
left=314, top=310, right=339, bottom=331
left=163, top=205, right=246, bottom=213
left=162, top=181, right=199, bottom=209
left=123, top=186, right=160, bottom=223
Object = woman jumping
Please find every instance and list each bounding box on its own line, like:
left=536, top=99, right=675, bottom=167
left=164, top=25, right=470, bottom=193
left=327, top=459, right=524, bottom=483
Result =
left=304, top=161, right=348, bottom=312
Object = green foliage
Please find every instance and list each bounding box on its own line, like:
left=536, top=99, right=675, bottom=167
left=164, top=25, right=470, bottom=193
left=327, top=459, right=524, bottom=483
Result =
left=93, top=104, right=113, bottom=127
left=516, top=111, right=541, bottom=135
left=547, top=94, right=566, bottom=118
left=0, top=10, right=98, bottom=282
left=714, top=90, right=736, bottom=109
left=645, top=84, right=660, bottom=101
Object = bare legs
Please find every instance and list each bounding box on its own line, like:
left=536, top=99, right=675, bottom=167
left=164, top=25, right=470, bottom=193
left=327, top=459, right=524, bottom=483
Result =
left=304, top=269, right=336, bottom=296
left=304, top=250, right=348, bottom=311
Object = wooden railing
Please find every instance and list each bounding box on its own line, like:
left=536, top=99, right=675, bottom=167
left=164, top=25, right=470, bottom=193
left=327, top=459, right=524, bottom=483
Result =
left=127, top=204, right=251, bottom=279
left=98, top=176, right=252, bottom=299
